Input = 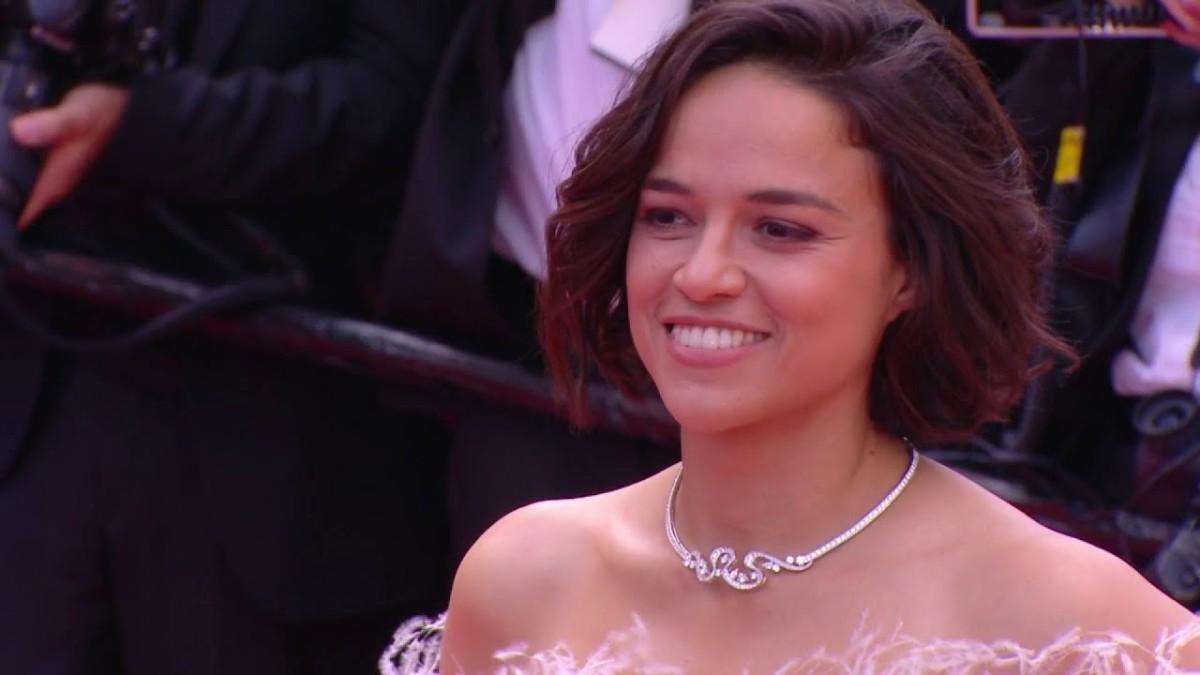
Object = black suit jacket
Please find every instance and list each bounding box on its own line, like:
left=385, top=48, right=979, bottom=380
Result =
left=377, top=0, right=555, bottom=355
left=84, top=0, right=464, bottom=305
left=0, top=0, right=464, bottom=619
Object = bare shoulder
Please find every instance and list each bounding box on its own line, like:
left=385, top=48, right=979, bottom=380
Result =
left=440, top=469, right=673, bottom=674
left=926, top=460, right=1196, bottom=648
left=1012, top=527, right=1196, bottom=641
left=441, top=497, right=603, bottom=668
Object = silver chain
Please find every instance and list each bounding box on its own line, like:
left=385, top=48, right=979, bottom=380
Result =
left=665, top=442, right=919, bottom=591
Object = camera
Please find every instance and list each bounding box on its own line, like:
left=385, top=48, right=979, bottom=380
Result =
left=0, top=0, right=170, bottom=241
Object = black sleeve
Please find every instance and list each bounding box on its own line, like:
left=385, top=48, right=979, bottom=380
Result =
left=93, top=0, right=465, bottom=205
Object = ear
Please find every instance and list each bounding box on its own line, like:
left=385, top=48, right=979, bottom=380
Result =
left=885, top=263, right=916, bottom=323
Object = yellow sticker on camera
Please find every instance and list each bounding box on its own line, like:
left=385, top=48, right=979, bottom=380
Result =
left=1053, top=125, right=1085, bottom=185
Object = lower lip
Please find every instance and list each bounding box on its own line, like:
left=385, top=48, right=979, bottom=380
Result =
left=664, top=330, right=768, bottom=367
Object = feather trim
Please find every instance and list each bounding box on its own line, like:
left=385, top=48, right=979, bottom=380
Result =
left=379, top=613, right=1200, bottom=674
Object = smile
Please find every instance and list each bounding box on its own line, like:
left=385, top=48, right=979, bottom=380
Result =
left=668, top=324, right=769, bottom=350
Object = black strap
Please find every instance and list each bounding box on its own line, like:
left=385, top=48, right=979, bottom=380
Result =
left=0, top=262, right=303, bottom=353
left=0, top=203, right=306, bottom=353
left=1062, top=133, right=1147, bottom=283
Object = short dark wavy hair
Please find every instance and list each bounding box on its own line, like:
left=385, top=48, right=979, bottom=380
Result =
left=538, top=0, right=1075, bottom=444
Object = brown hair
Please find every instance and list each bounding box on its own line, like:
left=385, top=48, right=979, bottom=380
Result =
left=538, top=0, right=1074, bottom=443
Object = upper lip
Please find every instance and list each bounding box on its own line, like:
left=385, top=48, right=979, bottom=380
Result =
left=660, top=315, right=770, bottom=334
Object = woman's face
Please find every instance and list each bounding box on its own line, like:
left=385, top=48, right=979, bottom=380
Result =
left=625, top=62, right=913, bottom=434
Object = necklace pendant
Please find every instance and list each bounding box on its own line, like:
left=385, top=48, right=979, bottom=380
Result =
left=689, top=548, right=817, bottom=590
left=687, top=548, right=819, bottom=591
left=665, top=444, right=920, bottom=592
left=687, top=547, right=769, bottom=590
left=722, top=563, right=766, bottom=591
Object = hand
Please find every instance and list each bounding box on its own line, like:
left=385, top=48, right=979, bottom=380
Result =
left=8, top=83, right=129, bottom=229
left=1161, top=0, right=1200, bottom=49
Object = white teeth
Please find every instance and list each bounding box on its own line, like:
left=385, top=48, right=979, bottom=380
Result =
left=669, top=325, right=766, bottom=350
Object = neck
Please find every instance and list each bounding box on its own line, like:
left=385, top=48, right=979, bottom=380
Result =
left=673, top=394, right=912, bottom=557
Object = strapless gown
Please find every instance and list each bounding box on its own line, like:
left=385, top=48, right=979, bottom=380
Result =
left=379, top=613, right=1200, bottom=674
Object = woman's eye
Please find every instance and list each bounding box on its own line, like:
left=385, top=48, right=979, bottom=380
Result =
left=756, top=220, right=817, bottom=243
left=638, top=208, right=691, bottom=230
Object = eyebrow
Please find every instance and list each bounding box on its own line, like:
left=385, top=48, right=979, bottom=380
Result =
left=643, top=176, right=845, bottom=216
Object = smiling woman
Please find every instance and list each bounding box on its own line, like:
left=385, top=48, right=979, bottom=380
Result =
left=541, top=0, right=1071, bottom=445
left=387, top=1, right=1200, bottom=673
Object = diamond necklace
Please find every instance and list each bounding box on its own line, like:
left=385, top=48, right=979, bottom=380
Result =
left=665, top=443, right=919, bottom=591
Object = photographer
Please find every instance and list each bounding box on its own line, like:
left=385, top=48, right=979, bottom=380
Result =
left=982, top=0, right=1200, bottom=490
left=0, top=2, right=463, bottom=674
left=928, top=0, right=1200, bottom=598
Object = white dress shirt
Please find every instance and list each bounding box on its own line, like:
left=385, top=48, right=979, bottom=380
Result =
left=1112, top=134, right=1200, bottom=399
left=491, top=0, right=689, bottom=279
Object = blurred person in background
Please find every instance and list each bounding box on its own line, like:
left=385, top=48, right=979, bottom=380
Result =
left=0, top=2, right=463, bottom=674
left=376, top=0, right=692, bottom=561
left=910, top=0, right=1200, bottom=602
left=986, top=0, right=1200, bottom=505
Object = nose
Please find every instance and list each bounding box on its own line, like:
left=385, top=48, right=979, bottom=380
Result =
left=671, top=223, right=746, bottom=302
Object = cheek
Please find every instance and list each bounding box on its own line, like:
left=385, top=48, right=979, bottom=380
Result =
left=754, top=262, right=842, bottom=329
left=759, top=253, right=901, bottom=355
left=624, top=246, right=653, bottom=313
left=624, top=237, right=669, bottom=358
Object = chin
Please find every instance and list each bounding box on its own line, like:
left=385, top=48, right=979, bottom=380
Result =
left=658, top=391, right=759, bottom=434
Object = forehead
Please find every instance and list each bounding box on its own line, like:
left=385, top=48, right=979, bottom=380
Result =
left=651, top=62, right=883, bottom=217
